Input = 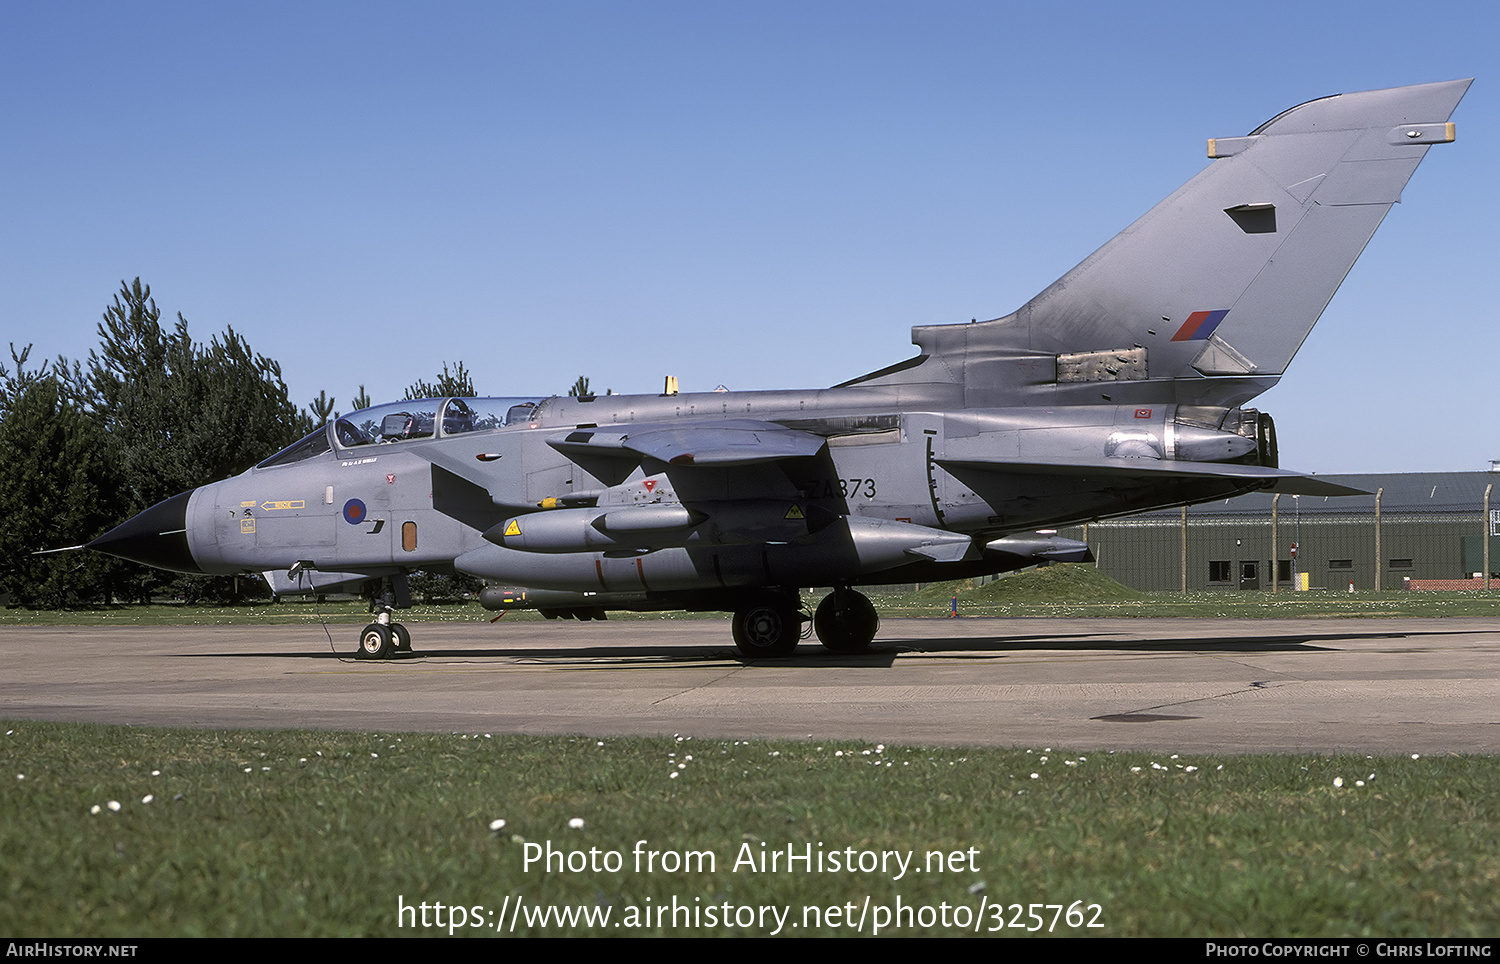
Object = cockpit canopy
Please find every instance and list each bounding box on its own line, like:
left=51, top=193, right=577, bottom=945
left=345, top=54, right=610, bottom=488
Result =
left=256, top=397, right=543, bottom=469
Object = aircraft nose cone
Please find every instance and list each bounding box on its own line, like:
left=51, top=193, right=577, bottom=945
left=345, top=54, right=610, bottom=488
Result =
left=87, top=490, right=202, bottom=573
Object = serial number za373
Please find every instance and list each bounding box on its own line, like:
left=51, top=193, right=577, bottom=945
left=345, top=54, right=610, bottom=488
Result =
left=991, top=901, right=1103, bottom=932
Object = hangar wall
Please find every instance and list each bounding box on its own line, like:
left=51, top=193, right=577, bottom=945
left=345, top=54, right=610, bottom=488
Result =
left=1059, top=472, right=1500, bottom=592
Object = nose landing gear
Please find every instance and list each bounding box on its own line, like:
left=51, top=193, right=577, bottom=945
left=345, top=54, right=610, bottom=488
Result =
left=357, top=621, right=394, bottom=659
left=354, top=575, right=413, bottom=660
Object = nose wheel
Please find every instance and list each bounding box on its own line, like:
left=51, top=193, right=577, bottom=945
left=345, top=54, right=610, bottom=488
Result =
left=355, top=620, right=411, bottom=659
left=357, top=623, right=393, bottom=659
left=355, top=576, right=413, bottom=660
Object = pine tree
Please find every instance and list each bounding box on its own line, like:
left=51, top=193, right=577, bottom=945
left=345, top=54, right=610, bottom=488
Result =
left=0, top=353, right=118, bottom=607
left=83, top=279, right=310, bottom=603
left=405, top=361, right=475, bottom=400
left=310, top=389, right=336, bottom=423
left=88, top=279, right=311, bottom=514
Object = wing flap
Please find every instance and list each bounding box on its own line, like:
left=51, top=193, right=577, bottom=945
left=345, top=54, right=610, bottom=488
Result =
left=938, top=456, right=1365, bottom=497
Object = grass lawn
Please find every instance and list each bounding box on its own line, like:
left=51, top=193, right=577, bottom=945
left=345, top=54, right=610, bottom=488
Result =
left=2, top=722, right=1496, bottom=937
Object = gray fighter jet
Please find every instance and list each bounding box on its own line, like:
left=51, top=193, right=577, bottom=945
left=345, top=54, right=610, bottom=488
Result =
left=90, top=80, right=1469, bottom=658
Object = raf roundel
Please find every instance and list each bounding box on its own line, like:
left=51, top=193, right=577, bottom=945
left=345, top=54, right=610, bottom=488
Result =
left=342, top=499, right=367, bottom=525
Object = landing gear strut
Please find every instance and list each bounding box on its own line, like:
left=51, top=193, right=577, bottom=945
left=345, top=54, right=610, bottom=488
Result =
left=732, top=590, right=804, bottom=658
left=355, top=575, right=412, bottom=660
left=814, top=588, right=879, bottom=654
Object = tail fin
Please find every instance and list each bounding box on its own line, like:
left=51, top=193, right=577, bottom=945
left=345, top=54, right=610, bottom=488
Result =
left=1013, top=79, right=1469, bottom=378
left=851, top=81, right=1469, bottom=400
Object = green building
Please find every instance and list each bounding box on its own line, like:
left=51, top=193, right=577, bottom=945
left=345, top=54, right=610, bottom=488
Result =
left=1059, top=471, right=1500, bottom=592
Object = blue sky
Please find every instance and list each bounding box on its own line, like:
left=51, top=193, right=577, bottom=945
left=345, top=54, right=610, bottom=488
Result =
left=3, top=1, right=1495, bottom=473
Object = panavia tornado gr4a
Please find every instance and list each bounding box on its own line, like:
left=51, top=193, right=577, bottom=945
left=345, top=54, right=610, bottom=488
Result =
left=90, top=80, right=1469, bottom=659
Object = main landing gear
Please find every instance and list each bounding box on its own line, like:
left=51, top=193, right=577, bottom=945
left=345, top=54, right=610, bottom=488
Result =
left=813, top=587, right=880, bottom=655
left=355, top=575, right=413, bottom=660
left=730, top=587, right=880, bottom=658
left=731, top=590, right=805, bottom=658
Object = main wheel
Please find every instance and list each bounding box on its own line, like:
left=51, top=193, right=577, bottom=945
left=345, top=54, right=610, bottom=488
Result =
left=814, top=588, right=879, bottom=654
left=357, top=623, right=393, bottom=660
left=732, top=602, right=800, bottom=658
left=391, top=623, right=412, bottom=653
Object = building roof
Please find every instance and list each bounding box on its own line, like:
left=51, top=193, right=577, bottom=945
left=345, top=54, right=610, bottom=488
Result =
left=1128, top=471, right=1500, bottom=521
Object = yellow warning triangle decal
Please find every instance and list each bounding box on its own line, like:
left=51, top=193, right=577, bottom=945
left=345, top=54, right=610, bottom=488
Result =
left=784, top=504, right=805, bottom=520
left=503, top=519, right=522, bottom=537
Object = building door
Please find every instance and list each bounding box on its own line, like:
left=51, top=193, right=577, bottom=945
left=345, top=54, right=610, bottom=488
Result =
left=1239, top=560, right=1260, bottom=590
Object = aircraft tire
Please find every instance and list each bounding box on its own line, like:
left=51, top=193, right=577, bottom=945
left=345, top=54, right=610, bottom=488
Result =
left=357, top=623, right=393, bottom=660
left=814, top=589, right=879, bottom=654
left=391, top=623, right=412, bottom=653
left=732, top=602, right=799, bottom=658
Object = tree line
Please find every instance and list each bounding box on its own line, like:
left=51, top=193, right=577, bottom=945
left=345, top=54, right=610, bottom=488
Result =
left=0, top=279, right=570, bottom=609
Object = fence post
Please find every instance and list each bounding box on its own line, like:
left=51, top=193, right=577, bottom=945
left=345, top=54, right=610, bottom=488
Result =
left=1180, top=506, right=1188, bottom=593
left=1271, top=493, right=1280, bottom=593
left=1485, top=484, right=1492, bottom=590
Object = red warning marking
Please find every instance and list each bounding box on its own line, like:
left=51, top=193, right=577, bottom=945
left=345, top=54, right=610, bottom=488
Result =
left=1134, top=408, right=1152, bottom=419
left=643, top=479, right=657, bottom=492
